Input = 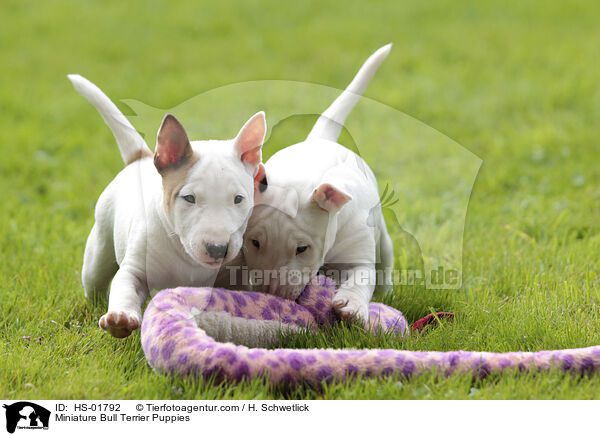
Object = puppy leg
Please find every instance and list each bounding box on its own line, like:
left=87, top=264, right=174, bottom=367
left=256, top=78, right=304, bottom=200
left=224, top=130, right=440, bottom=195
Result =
left=332, top=263, right=376, bottom=324
left=100, top=265, right=148, bottom=338
left=82, top=224, right=118, bottom=304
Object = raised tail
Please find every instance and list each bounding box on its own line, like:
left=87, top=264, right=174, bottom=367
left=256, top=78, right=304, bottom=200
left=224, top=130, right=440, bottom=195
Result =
left=67, top=74, right=152, bottom=165
left=306, top=43, right=392, bottom=142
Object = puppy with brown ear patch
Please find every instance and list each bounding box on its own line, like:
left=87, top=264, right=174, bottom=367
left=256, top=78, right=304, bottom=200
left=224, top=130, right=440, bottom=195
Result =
left=69, top=74, right=266, bottom=338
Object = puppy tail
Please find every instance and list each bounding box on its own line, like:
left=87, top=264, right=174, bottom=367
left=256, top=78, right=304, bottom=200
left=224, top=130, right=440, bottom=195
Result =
left=67, top=74, right=153, bottom=165
left=306, top=43, right=392, bottom=143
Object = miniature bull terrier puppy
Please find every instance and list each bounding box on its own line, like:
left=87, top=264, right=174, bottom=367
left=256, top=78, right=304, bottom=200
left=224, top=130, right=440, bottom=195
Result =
left=242, top=45, right=394, bottom=323
left=69, top=75, right=266, bottom=337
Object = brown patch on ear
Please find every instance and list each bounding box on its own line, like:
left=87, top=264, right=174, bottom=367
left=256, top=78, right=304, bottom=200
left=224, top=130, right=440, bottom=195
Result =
left=154, top=114, right=193, bottom=173
left=125, top=148, right=153, bottom=166
left=254, top=163, right=268, bottom=193
left=160, top=151, right=201, bottom=213
left=258, top=173, right=268, bottom=193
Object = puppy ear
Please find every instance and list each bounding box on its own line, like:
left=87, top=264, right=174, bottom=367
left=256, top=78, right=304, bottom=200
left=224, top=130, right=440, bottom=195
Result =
left=154, top=114, right=192, bottom=172
left=254, top=163, right=268, bottom=193
left=312, top=183, right=352, bottom=212
left=234, top=111, right=266, bottom=167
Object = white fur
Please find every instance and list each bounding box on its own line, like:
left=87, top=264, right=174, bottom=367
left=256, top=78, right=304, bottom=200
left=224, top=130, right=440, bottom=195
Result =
left=70, top=75, right=265, bottom=337
left=242, top=45, right=394, bottom=323
left=67, top=75, right=152, bottom=164
left=307, top=43, right=392, bottom=142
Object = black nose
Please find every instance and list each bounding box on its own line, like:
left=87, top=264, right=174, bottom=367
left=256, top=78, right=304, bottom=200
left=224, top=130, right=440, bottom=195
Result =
left=206, top=243, right=228, bottom=259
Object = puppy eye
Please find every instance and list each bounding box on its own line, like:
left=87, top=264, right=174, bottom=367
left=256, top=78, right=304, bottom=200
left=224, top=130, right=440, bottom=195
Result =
left=182, top=195, right=195, bottom=204
left=251, top=239, right=260, bottom=249
left=296, top=245, right=308, bottom=254
left=234, top=195, right=244, bottom=204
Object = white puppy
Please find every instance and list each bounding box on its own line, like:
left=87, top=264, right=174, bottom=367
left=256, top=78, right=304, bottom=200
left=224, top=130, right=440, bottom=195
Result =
left=69, top=75, right=266, bottom=337
left=242, top=45, right=394, bottom=323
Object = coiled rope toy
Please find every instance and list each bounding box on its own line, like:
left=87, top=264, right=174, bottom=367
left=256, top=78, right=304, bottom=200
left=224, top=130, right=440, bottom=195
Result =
left=141, top=276, right=599, bottom=385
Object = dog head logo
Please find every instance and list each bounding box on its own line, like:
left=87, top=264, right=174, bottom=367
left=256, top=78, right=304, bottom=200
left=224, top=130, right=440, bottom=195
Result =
left=2, top=402, right=50, bottom=434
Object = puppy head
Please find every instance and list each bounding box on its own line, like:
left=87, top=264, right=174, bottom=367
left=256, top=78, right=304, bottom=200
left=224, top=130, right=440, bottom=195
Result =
left=243, top=181, right=351, bottom=299
left=155, top=112, right=266, bottom=269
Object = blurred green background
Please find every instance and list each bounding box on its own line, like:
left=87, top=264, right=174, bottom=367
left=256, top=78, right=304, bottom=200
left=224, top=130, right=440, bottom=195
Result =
left=1, top=0, right=600, bottom=399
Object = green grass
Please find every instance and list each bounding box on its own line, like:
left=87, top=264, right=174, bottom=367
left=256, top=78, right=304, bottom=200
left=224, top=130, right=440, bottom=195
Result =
left=2, top=0, right=600, bottom=399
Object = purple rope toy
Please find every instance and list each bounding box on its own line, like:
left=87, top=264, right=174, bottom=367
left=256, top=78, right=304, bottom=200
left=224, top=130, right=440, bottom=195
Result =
left=141, top=276, right=600, bottom=385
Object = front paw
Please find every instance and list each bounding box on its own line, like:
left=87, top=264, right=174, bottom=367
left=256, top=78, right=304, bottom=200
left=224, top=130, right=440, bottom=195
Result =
left=332, top=291, right=369, bottom=325
left=99, top=310, right=140, bottom=338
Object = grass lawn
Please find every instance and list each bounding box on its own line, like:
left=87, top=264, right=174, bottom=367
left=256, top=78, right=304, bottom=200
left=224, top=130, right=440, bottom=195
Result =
left=2, top=0, right=600, bottom=399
